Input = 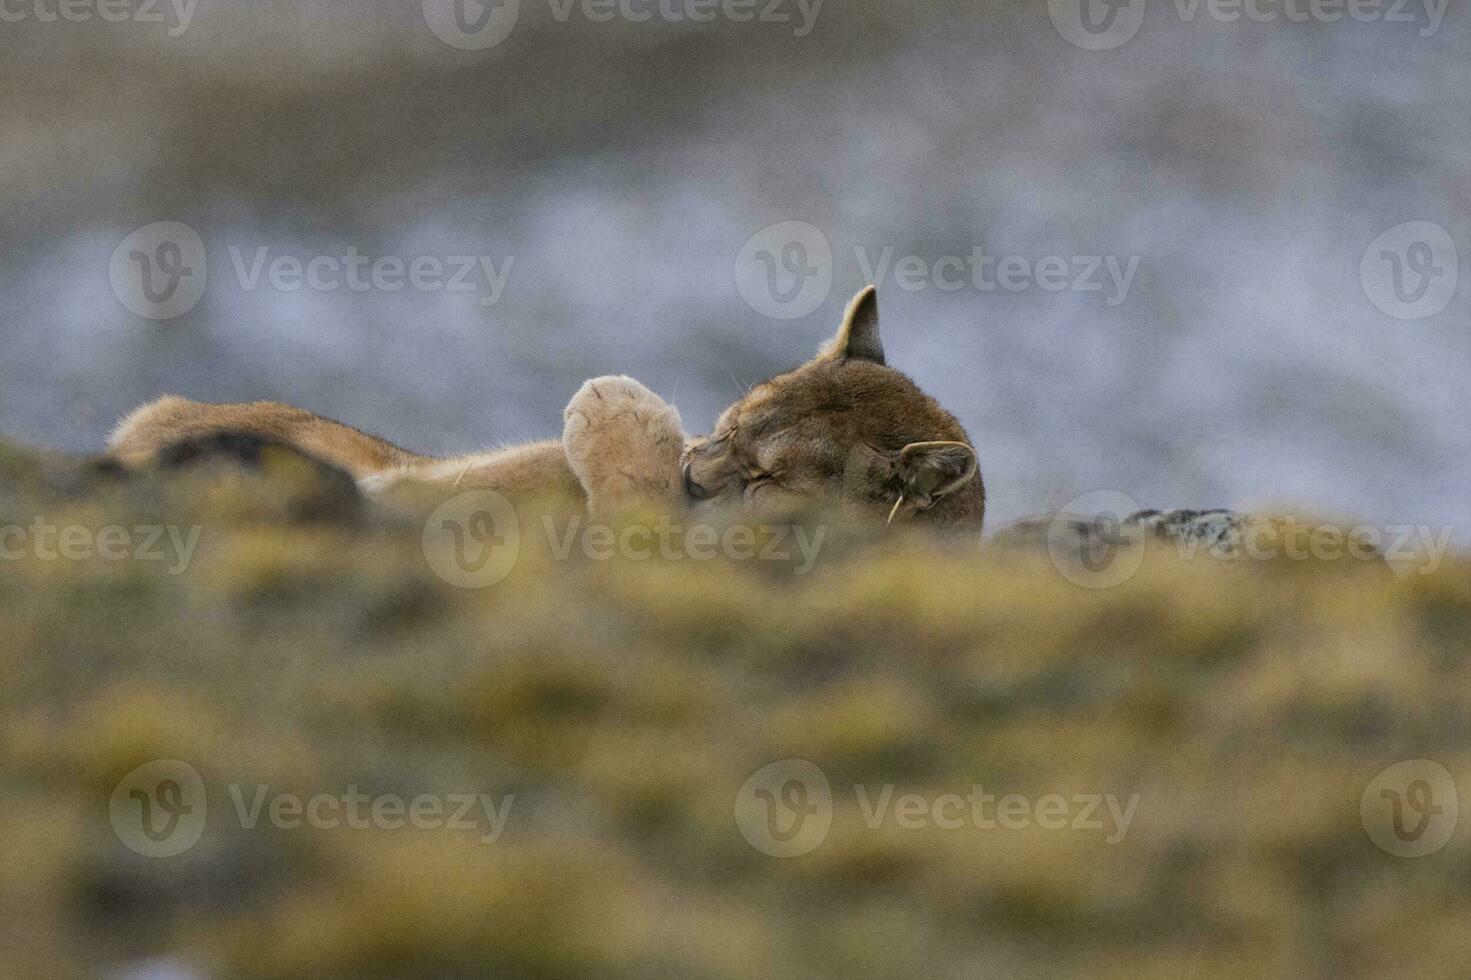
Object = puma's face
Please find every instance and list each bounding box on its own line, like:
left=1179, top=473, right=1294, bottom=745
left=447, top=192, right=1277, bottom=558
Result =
left=682, top=287, right=985, bottom=529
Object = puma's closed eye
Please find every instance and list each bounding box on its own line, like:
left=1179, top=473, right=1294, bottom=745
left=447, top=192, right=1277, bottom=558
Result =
left=744, top=477, right=775, bottom=502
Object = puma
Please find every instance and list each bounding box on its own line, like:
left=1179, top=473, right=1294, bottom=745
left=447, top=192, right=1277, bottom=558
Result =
left=109, top=287, right=984, bottom=528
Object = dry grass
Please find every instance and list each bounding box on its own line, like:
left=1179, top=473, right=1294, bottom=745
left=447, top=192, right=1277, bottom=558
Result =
left=2, top=440, right=1469, bottom=979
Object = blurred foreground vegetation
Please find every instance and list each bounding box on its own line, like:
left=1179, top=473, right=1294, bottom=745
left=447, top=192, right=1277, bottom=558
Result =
left=3, top=438, right=1470, bottom=979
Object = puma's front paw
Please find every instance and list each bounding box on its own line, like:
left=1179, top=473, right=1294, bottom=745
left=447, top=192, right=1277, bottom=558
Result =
left=562, top=375, right=687, bottom=518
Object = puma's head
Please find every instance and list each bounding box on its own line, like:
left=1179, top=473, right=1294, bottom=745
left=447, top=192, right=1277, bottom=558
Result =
left=682, top=287, right=985, bottom=530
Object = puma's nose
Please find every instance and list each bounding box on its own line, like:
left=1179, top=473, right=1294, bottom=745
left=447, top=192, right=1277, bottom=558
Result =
left=683, top=464, right=713, bottom=501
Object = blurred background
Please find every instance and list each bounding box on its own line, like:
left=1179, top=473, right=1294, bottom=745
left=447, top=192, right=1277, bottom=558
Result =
left=1, top=0, right=1467, bottom=535
left=7, top=6, right=1471, bottom=978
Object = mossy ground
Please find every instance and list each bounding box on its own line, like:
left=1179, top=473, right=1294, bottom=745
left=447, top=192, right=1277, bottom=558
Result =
left=2, top=440, right=1469, bottom=979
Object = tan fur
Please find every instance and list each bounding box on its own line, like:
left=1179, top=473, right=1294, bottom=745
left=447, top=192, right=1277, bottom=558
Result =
left=684, top=286, right=985, bottom=528
left=353, top=375, right=683, bottom=515
left=358, top=442, right=583, bottom=500
left=561, top=377, right=686, bottom=518
left=109, top=384, right=680, bottom=514
left=108, top=288, right=983, bottom=528
left=109, top=396, right=427, bottom=477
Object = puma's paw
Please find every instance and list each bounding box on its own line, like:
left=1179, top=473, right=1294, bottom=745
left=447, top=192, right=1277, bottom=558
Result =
left=562, top=376, right=685, bottom=456
left=563, top=375, right=667, bottom=425
left=563, top=375, right=687, bottom=517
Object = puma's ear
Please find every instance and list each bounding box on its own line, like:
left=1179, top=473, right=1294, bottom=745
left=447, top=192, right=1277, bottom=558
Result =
left=819, top=285, right=884, bottom=364
left=896, top=441, right=978, bottom=510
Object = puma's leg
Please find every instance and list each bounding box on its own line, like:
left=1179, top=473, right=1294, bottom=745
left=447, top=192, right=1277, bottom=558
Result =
left=562, top=376, right=687, bottom=518
left=359, top=440, right=583, bottom=502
